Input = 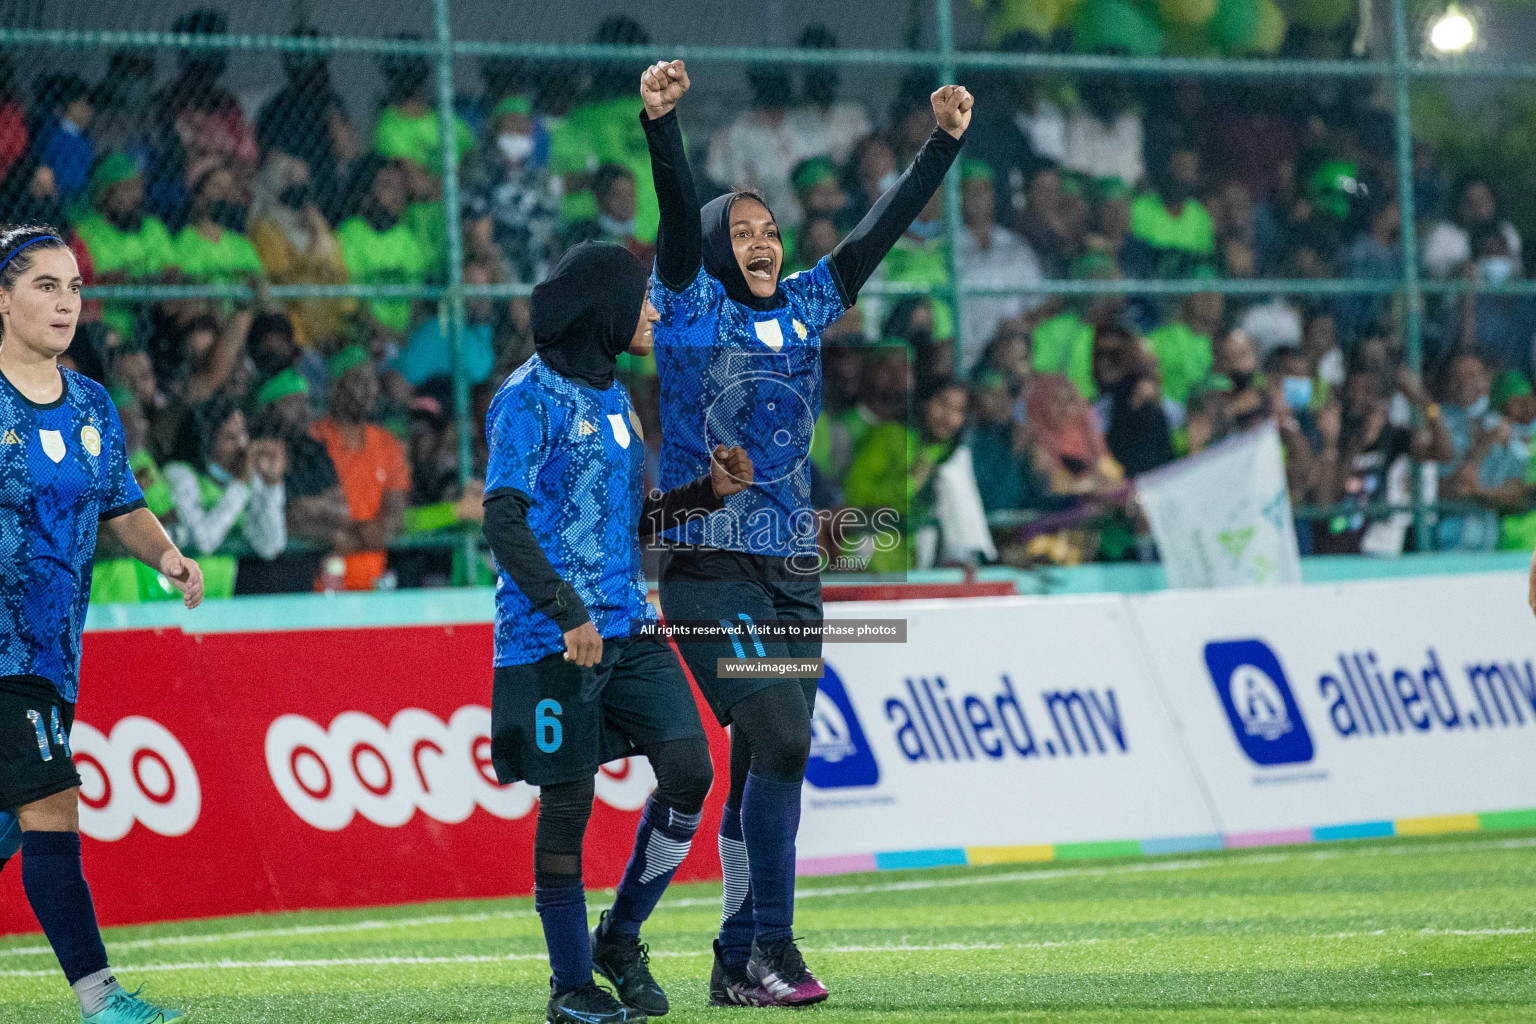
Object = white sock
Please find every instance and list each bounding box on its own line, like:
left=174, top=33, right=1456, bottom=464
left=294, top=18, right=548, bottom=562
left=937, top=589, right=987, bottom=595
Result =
left=73, top=966, right=121, bottom=1015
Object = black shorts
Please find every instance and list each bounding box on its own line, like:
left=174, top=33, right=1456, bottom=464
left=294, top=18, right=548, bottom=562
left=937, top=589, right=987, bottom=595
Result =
left=0, top=675, right=80, bottom=811
left=658, top=547, right=822, bottom=727
left=491, top=636, right=707, bottom=787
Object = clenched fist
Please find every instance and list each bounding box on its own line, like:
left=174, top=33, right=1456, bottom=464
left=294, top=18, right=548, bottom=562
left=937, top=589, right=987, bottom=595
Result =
left=709, top=444, right=753, bottom=497
left=642, top=59, right=690, bottom=121
left=931, top=84, right=975, bottom=139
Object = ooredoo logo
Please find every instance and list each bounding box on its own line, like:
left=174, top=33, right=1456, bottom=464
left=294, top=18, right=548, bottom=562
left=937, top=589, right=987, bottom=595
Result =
left=72, top=717, right=201, bottom=841
left=1204, top=639, right=1315, bottom=766
left=806, top=663, right=880, bottom=789
left=266, top=706, right=656, bottom=832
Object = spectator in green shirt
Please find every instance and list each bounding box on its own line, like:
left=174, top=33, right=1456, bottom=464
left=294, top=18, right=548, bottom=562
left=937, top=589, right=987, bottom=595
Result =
left=1145, top=290, right=1223, bottom=404
left=337, top=156, right=427, bottom=336
left=371, top=46, right=474, bottom=174
left=174, top=163, right=265, bottom=285
left=547, top=16, right=661, bottom=242
left=874, top=190, right=955, bottom=341
left=1031, top=252, right=1126, bottom=400
left=1126, top=147, right=1215, bottom=279
left=74, top=153, right=177, bottom=340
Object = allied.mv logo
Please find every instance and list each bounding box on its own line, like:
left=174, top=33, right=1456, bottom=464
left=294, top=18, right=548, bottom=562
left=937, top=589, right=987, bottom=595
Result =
left=806, top=663, right=879, bottom=788
left=1203, top=639, right=1314, bottom=766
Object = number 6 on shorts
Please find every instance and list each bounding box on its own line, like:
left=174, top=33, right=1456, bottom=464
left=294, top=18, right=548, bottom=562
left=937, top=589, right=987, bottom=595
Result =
left=535, top=699, right=563, bottom=753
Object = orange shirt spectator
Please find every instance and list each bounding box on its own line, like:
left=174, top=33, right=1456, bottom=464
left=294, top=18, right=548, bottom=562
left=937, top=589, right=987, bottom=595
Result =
left=310, top=346, right=409, bottom=589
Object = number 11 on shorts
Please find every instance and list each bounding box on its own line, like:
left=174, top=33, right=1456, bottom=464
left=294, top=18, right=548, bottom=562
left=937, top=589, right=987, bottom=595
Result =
left=535, top=699, right=563, bottom=753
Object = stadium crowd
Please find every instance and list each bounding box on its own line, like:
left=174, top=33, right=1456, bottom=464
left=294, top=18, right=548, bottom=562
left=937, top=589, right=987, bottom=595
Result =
left=2, top=9, right=1533, bottom=595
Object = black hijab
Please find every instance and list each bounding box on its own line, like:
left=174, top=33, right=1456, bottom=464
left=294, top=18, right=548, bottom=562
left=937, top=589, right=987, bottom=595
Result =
left=701, top=191, right=783, bottom=313
left=531, top=241, right=648, bottom=390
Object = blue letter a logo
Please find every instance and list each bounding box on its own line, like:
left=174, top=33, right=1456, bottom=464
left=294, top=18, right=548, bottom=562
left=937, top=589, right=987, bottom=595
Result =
left=806, top=663, right=880, bottom=789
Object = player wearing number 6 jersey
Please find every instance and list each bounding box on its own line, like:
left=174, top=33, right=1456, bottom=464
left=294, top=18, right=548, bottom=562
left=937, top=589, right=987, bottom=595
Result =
left=480, top=241, right=753, bottom=1024
left=0, top=225, right=204, bottom=1024
left=639, top=60, right=971, bottom=1005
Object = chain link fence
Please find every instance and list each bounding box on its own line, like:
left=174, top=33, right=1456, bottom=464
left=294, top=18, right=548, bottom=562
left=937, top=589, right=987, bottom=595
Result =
left=5, top=0, right=1536, bottom=595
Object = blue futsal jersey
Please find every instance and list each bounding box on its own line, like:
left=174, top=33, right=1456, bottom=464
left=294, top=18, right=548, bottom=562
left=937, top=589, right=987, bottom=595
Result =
left=652, top=256, right=846, bottom=557
left=0, top=368, right=144, bottom=702
left=485, top=355, right=655, bottom=666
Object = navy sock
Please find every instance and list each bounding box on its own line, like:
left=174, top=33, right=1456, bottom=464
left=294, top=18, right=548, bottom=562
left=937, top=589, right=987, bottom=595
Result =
left=716, top=801, right=754, bottom=965
left=21, top=831, right=109, bottom=985
left=740, top=772, right=802, bottom=947
left=607, top=796, right=701, bottom=938
left=534, top=871, right=591, bottom=994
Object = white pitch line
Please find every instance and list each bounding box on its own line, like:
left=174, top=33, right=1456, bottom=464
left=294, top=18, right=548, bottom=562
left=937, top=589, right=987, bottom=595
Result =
left=2, top=833, right=1531, bottom=960
left=0, top=941, right=1084, bottom=978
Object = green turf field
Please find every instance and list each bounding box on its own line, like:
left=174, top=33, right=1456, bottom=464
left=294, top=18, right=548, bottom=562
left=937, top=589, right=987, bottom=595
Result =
left=1, top=830, right=1533, bottom=1023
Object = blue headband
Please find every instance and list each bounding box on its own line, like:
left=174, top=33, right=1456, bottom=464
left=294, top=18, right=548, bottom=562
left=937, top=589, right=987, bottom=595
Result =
left=0, top=236, right=64, bottom=276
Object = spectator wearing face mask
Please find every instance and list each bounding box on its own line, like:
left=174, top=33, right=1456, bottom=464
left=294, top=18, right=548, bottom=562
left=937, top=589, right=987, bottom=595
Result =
left=1452, top=226, right=1536, bottom=379
left=75, top=154, right=178, bottom=340
left=462, top=95, right=561, bottom=285
left=248, top=151, right=354, bottom=350
left=338, top=156, right=428, bottom=335
left=1436, top=351, right=1525, bottom=550
left=843, top=134, right=900, bottom=233
left=174, top=162, right=264, bottom=285
left=1422, top=178, right=1523, bottom=280
left=564, top=163, right=653, bottom=267
left=256, top=36, right=357, bottom=220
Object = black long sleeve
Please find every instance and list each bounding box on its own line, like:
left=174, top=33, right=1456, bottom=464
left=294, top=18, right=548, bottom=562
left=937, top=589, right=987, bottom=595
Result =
left=482, top=489, right=590, bottom=631
left=831, top=126, right=964, bottom=301
left=640, top=108, right=702, bottom=291
left=640, top=474, right=723, bottom=544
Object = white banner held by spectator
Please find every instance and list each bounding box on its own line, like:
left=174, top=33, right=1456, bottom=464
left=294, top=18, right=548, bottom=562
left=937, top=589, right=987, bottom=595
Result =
left=1137, top=422, right=1301, bottom=589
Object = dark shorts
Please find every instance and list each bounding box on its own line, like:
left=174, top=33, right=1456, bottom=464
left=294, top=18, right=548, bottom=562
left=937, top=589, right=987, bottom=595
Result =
left=491, top=636, right=706, bottom=787
left=658, top=547, right=823, bottom=727
left=0, top=675, right=80, bottom=811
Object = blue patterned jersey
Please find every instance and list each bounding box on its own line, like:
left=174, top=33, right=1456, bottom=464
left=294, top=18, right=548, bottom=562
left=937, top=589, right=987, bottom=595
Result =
left=485, top=355, right=654, bottom=666
left=652, top=256, right=846, bottom=556
left=0, top=368, right=144, bottom=702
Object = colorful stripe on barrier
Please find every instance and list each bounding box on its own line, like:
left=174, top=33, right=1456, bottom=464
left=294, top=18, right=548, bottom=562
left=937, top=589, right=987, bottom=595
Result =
left=796, top=807, right=1536, bottom=876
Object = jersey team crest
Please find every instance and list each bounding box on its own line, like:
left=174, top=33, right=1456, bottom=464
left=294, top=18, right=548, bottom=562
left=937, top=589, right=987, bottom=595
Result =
left=38, top=429, right=65, bottom=463
left=81, top=424, right=101, bottom=457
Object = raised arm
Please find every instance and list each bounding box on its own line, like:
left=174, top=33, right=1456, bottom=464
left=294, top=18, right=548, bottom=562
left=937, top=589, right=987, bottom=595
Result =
left=639, top=59, right=701, bottom=291
left=831, top=85, right=973, bottom=301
